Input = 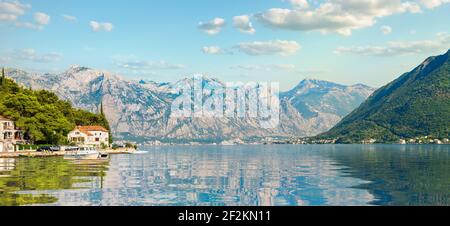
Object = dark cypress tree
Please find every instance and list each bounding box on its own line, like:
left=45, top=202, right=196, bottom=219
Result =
left=0, top=67, right=6, bottom=87
left=100, top=100, right=105, bottom=116
left=99, top=99, right=113, bottom=145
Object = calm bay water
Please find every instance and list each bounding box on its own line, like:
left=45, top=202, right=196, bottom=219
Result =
left=0, top=145, right=449, bottom=206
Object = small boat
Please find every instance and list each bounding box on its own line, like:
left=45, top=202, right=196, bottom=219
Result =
left=64, top=146, right=109, bottom=160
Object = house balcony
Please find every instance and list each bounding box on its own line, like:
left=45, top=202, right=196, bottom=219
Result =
left=2, top=132, right=26, bottom=143
left=2, top=126, right=15, bottom=131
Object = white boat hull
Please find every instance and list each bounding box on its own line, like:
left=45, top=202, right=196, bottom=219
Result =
left=63, top=146, right=107, bottom=160
left=64, top=153, right=100, bottom=160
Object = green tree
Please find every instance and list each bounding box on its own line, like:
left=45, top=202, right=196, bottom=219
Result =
left=0, top=77, right=112, bottom=145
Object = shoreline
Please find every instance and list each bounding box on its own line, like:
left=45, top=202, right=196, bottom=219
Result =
left=0, top=148, right=136, bottom=158
left=2, top=143, right=449, bottom=158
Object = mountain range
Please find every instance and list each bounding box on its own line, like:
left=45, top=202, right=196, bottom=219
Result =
left=320, top=49, right=450, bottom=143
left=6, top=66, right=375, bottom=143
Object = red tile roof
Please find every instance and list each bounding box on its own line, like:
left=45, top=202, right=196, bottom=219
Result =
left=0, top=115, right=12, bottom=121
left=76, top=126, right=109, bottom=136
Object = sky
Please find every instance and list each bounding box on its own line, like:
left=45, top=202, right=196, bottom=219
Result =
left=1, top=0, right=450, bottom=91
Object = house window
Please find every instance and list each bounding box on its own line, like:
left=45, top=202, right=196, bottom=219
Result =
left=95, top=138, right=100, bottom=142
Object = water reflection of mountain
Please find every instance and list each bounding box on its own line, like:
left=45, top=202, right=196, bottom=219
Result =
left=3, top=145, right=448, bottom=206
left=325, top=145, right=450, bottom=206
left=42, top=146, right=374, bottom=206
left=0, top=157, right=109, bottom=206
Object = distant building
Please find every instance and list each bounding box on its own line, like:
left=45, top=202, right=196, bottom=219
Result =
left=362, top=139, right=377, bottom=144
left=67, top=126, right=110, bottom=147
left=434, top=139, right=442, bottom=144
left=0, top=116, right=27, bottom=153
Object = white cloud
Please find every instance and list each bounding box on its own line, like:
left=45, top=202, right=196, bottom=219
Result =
left=0, top=0, right=30, bottom=22
left=0, top=0, right=26, bottom=14
left=15, top=17, right=50, bottom=30
left=34, top=12, right=50, bottom=25
left=14, top=49, right=62, bottom=63
left=0, top=1, right=52, bottom=30
left=255, top=0, right=422, bottom=36
left=202, top=46, right=233, bottom=55
left=90, top=21, right=113, bottom=32
left=0, top=13, right=15, bottom=21
left=419, top=0, right=450, bottom=8
left=284, top=0, right=309, bottom=9
left=114, top=56, right=185, bottom=70
left=381, top=25, right=392, bottom=35
left=335, top=33, right=450, bottom=56
left=236, top=40, right=301, bottom=56
left=198, top=17, right=225, bottom=35
left=202, top=46, right=222, bottom=54
left=62, top=14, right=77, bottom=22
left=233, top=15, right=256, bottom=34
left=14, top=21, right=36, bottom=29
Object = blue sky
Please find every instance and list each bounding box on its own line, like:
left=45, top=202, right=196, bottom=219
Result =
left=1, top=0, right=450, bottom=90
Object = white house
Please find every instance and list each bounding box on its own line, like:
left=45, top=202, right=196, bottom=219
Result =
left=67, top=126, right=110, bottom=147
left=0, top=116, right=26, bottom=153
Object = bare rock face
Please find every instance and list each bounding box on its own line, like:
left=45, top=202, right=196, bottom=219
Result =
left=6, top=66, right=375, bottom=143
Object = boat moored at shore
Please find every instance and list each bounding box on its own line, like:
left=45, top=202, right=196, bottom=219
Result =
left=64, top=146, right=109, bottom=160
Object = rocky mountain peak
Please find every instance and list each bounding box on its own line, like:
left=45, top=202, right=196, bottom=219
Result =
left=351, top=83, right=372, bottom=89
left=415, top=48, right=450, bottom=74
left=284, top=78, right=343, bottom=98
left=61, top=66, right=123, bottom=84
left=67, top=65, right=90, bottom=73
left=6, top=67, right=375, bottom=143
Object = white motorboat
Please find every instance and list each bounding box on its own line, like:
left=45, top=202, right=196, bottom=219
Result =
left=64, top=146, right=108, bottom=160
